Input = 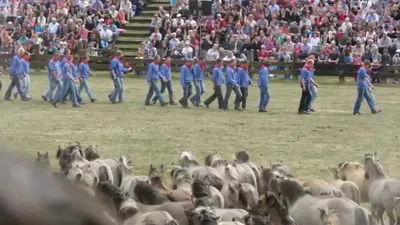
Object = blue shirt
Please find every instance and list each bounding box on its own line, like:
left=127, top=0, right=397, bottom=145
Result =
left=300, top=68, right=311, bottom=87
left=357, top=67, right=369, bottom=88
left=72, top=64, right=79, bottom=79
left=258, top=66, right=269, bottom=87
left=22, top=60, right=29, bottom=76
left=212, top=66, right=224, bottom=86
left=180, top=65, right=193, bottom=86
left=225, top=66, right=237, bottom=85
left=146, top=62, right=163, bottom=81
left=60, top=57, right=68, bottom=69
left=110, top=58, right=128, bottom=78
left=10, top=55, right=23, bottom=77
left=193, top=63, right=205, bottom=81
left=160, top=64, right=171, bottom=81
left=48, top=59, right=60, bottom=81
left=62, top=63, right=73, bottom=80
left=236, top=67, right=252, bottom=87
left=79, top=63, right=90, bottom=78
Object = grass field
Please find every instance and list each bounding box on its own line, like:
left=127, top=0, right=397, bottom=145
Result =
left=0, top=73, right=399, bottom=180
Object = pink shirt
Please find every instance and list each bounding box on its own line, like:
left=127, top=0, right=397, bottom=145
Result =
left=79, top=28, right=88, bottom=40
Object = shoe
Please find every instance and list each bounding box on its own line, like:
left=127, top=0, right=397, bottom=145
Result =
left=189, top=98, right=196, bottom=106
left=259, top=109, right=267, bottom=112
left=152, top=99, right=157, bottom=105
left=145, top=103, right=153, bottom=106
left=178, top=99, right=185, bottom=107
left=41, top=95, right=48, bottom=101
left=73, top=105, right=81, bottom=108
left=108, top=94, right=112, bottom=101
left=372, top=109, right=382, bottom=114
left=91, top=98, right=97, bottom=103
left=204, top=102, right=210, bottom=108
left=308, top=108, right=315, bottom=112
left=4, top=97, right=11, bottom=101
left=13, top=92, right=18, bottom=99
left=52, top=101, right=58, bottom=108
left=298, top=111, right=310, bottom=114
left=170, top=102, right=177, bottom=105
left=235, top=108, right=242, bottom=111
left=353, top=112, right=362, bottom=115
left=161, top=102, right=169, bottom=107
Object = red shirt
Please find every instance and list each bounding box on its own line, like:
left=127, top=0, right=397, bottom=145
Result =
left=258, top=50, right=269, bottom=59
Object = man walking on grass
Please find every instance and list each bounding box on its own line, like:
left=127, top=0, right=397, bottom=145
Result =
left=258, top=60, right=271, bottom=112
left=79, top=56, right=97, bottom=103
left=236, top=60, right=252, bottom=110
left=52, top=55, right=80, bottom=108
left=145, top=55, right=168, bottom=107
left=224, top=59, right=242, bottom=111
left=42, top=53, right=62, bottom=102
left=179, top=58, right=194, bottom=108
left=4, top=48, right=30, bottom=101
left=152, top=57, right=176, bottom=105
left=298, top=59, right=319, bottom=114
left=109, top=50, right=131, bottom=104
left=353, top=60, right=382, bottom=115
left=204, top=59, right=224, bottom=109
left=190, top=57, right=206, bottom=107
left=13, top=52, right=31, bottom=100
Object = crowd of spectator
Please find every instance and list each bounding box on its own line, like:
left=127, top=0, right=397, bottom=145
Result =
left=0, top=0, right=143, bottom=57
left=141, top=0, right=400, bottom=82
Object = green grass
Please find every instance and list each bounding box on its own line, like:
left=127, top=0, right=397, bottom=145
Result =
left=0, top=73, right=399, bottom=180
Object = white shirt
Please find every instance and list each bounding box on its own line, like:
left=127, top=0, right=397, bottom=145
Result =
left=120, top=1, right=132, bottom=11
left=100, top=29, right=113, bottom=41
left=36, top=16, right=46, bottom=27
left=309, top=37, right=320, bottom=48
left=149, top=32, right=162, bottom=41
left=182, top=46, right=193, bottom=57
left=223, top=55, right=236, bottom=61
left=206, top=49, right=219, bottom=60
left=48, top=22, right=60, bottom=34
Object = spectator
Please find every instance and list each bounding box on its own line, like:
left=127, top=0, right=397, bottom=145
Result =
left=206, top=44, right=219, bottom=61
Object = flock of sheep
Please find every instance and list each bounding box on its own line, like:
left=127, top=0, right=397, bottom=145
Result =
left=33, top=144, right=400, bottom=225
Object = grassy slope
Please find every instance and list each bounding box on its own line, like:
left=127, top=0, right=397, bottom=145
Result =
left=0, top=73, right=399, bottom=180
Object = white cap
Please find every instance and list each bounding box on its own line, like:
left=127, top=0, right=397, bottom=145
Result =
left=177, top=13, right=181, bottom=17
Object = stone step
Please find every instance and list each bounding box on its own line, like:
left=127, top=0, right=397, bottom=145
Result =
left=121, top=51, right=137, bottom=57
left=146, top=3, right=170, bottom=9
left=116, top=44, right=140, bottom=51
left=140, top=10, right=160, bottom=16
left=152, top=0, right=170, bottom=3
left=124, top=23, right=151, bottom=29
left=130, top=16, right=153, bottom=22
left=120, top=29, right=149, bottom=37
left=117, top=36, right=145, bottom=43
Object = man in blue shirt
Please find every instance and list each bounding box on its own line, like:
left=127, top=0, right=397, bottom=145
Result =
left=4, top=48, right=30, bottom=101
left=236, top=60, right=252, bottom=110
left=204, top=59, right=224, bottom=109
left=78, top=56, right=97, bottom=103
left=109, top=50, right=131, bottom=104
left=223, top=59, right=242, bottom=111
left=52, top=55, right=80, bottom=108
left=298, top=59, right=319, bottom=114
left=178, top=59, right=194, bottom=108
left=13, top=52, right=30, bottom=100
left=145, top=55, right=168, bottom=107
left=151, top=57, right=176, bottom=105
left=190, top=57, right=206, bottom=107
left=258, top=61, right=270, bottom=112
left=353, top=60, right=382, bottom=115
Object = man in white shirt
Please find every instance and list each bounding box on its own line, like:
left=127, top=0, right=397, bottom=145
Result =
left=120, top=0, right=132, bottom=19
left=48, top=18, right=59, bottom=34
left=206, top=44, right=220, bottom=61
left=149, top=28, right=162, bottom=41
left=172, top=13, right=184, bottom=28
left=182, top=41, right=193, bottom=58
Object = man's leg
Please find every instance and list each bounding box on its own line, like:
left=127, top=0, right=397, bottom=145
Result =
left=110, top=78, right=120, bottom=103
left=166, top=81, right=175, bottom=104
left=233, top=86, right=242, bottom=110
left=118, top=78, right=124, bottom=102
left=216, top=86, right=224, bottom=109
left=223, top=85, right=233, bottom=110
left=4, top=77, right=17, bottom=100
left=145, top=82, right=155, bottom=105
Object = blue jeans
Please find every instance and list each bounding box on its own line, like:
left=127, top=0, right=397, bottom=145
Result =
left=309, top=84, right=318, bottom=109
left=63, top=82, right=82, bottom=103
left=48, top=80, right=63, bottom=102
left=145, top=79, right=165, bottom=105
left=180, top=83, right=193, bottom=107
left=110, top=77, right=124, bottom=102
left=353, top=86, right=377, bottom=113
left=55, top=80, right=79, bottom=106
left=259, top=86, right=271, bottom=110
left=79, top=78, right=94, bottom=100
left=190, top=80, right=205, bottom=104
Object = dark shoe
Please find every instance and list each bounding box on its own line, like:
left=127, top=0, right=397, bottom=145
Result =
left=52, top=101, right=58, bottom=108
left=145, top=103, right=153, bottom=106
left=372, top=109, right=382, bottom=114
left=170, top=101, right=177, bottom=105
left=160, top=102, right=168, bottom=107
left=298, top=111, right=310, bottom=114
left=4, top=97, right=11, bottom=101
left=41, top=95, right=48, bottom=101
left=90, top=98, right=97, bottom=103
left=204, top=102, right=210, bottom=108
left=178, top=99, right=185, bottom=107
left=235, top=108, right=242, bottom=111
left=353, top=112, right=362, bottom=115
left=308, top=108, right=315, bottom=112
left=13, top=92, right=18, bottom=99
left=108, top=94, right=112, bottom=101
left=259, top=109, right=267, bottom=112
left=73, top=105, right=81, bottom=108
left=152, top=99, right=157, bottom=105
left=189, top=98, right=196, bottom=106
